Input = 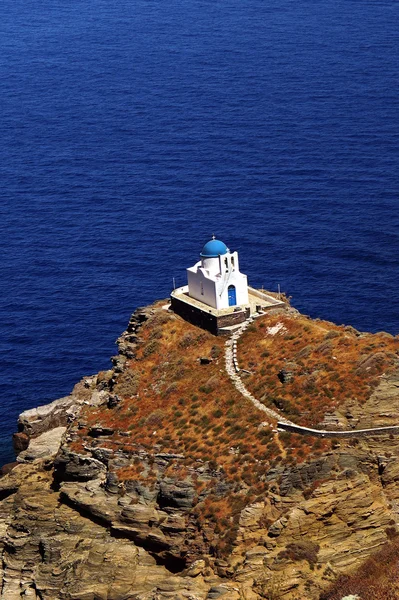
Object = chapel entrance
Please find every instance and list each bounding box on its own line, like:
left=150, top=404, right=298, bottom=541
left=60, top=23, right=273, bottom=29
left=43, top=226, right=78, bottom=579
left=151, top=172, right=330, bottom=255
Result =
left=228, top=285, right=237, bottom=306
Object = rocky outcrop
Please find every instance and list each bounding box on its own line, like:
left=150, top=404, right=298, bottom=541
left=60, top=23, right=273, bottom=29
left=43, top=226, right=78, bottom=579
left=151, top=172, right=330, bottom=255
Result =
left=114, top=306, right=151, bottom=360
left=16, top=427, right=66, bottom=463
left=12, top=432, right=29, bottom=453
left=17, top=395, right=78, bottom=439
left=1, top=303, right=399, bottom=599
left=16, top=373, right=110, bottom=449
left=0, top=462, right=241, bottom=600
left=54, top=450, right=107, bottom=482
left=53, top=452, right=218, bottom=569
left=26, top=433, right=397, bottom=599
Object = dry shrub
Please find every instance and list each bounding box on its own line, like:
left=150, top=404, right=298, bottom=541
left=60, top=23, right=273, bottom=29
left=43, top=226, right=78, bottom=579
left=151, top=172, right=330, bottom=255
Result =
left=113, top=370, right=139, bottom=398
left=200, top=375, right=220, bottom=394
left=178, top=330, right=210, bottom=348
left=116, top=462, right=144, bottom=481
left=255, top=572, right=284, bottom=600
left=239, top=312, right=399, bottom=432
left=278, top=539, right=320, bottom=567
left=148, top=311, right=170, bottom=327
left=210, top=345, right=222, bottom=358
left=143, top=340, right=160, bottom=357
left=149, top=328, right=163, bottom=340
left=325, top=329, right=340, bottom=340
left=321, top=537, right=399, bottom=600
left=146, top=409, right=165, bottom=427
left=315, top=340, right=333, bottom=355
left=163, top=382, right=178, bottom=396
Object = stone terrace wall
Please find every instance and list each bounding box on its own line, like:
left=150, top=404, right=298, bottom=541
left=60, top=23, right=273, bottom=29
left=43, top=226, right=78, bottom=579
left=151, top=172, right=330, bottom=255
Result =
left=278, top=421, right=399, bottom=438
left=170, top=294, right=249, bottom=336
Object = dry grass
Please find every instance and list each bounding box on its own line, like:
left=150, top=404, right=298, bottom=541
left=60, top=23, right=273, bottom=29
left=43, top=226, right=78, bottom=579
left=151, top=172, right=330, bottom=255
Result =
left=76, top=308, right=330, bottom=473
left=238, top=312, right=399, bottom=428
left=72, top=304, right=393, bottom=554
left=80, top=308, right=289, bottom=477
left=321, top=536, right=399, bottom=600
left=117, top=461, right=144, bottom=481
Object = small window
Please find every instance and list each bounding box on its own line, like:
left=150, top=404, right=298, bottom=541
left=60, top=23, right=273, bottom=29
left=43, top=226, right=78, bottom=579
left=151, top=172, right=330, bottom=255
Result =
left=231, top=256, right=235, bottom=269
left=201, top=282, right=204, bottom=295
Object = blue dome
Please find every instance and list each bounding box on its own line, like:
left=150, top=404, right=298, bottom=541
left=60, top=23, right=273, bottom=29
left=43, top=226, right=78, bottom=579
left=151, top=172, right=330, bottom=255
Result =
left=200, top=238, right=229, bottom=258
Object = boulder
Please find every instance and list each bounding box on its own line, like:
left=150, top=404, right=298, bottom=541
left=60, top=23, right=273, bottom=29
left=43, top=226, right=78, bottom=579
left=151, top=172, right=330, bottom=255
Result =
left=107, top=395, right=121, bottom=408
left=12, top=432, right=29, bottom=454
left=54, top=451, right=107, bottom=482
left=17, top=427, right=67, bottom=462
left=158, top=478, right=196, bottom=510
left=18, top=396, right=78, bottom=438
left=88, top=426, right=115, bottom=438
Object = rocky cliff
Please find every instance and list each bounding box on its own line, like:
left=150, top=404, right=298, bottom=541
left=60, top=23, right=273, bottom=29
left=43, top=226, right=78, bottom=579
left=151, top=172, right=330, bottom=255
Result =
left=1, top=300, right=399, bottom=599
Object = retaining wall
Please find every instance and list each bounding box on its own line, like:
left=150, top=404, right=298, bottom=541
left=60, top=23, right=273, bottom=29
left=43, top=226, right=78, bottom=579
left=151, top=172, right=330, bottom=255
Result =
left=278, top=421, right=399, bottom=438
left=170, top=294, right=249, bottom=336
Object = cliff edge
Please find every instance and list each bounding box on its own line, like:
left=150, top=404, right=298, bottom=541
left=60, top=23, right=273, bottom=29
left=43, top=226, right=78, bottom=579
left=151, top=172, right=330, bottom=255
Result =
left=1, top=299, right=399, bottom=599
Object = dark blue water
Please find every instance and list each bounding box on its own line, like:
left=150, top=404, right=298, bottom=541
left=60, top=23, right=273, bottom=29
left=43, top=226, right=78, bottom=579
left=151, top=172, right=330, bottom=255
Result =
left=1, top=0, right=398, bottom=465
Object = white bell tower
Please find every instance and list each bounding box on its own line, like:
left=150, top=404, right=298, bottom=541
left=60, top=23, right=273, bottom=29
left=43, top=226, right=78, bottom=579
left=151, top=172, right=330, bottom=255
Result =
left=186, top=236, right=249, bottom=310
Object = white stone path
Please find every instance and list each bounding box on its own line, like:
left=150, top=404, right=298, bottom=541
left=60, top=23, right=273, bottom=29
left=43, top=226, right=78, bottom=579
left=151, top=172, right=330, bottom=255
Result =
left=224, top=318, right=294, bottom=426
left=224, top=317, right=399, bottom=439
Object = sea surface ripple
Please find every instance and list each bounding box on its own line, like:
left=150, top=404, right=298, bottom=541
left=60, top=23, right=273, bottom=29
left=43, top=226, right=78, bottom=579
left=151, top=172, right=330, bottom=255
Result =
left=0, top=0, right=398, bottom=464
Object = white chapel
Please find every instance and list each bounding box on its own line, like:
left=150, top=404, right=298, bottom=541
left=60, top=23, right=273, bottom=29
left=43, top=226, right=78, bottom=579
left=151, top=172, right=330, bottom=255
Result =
left=186, top=236, right=249, bottom=310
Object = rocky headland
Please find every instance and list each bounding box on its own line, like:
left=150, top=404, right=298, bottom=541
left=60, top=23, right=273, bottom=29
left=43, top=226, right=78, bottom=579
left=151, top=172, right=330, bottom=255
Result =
left=1, top=299, right=399, bottom=599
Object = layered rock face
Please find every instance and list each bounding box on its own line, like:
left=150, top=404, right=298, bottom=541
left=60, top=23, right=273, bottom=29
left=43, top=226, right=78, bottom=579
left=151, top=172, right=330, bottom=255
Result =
left=0, top=462, right=225, bottom=600
left=1, top=302, right=399, bottom=599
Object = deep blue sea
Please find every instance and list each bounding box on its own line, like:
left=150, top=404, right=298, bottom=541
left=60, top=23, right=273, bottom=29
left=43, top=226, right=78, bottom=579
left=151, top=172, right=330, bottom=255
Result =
left=1, top=0, right=398, bottom=465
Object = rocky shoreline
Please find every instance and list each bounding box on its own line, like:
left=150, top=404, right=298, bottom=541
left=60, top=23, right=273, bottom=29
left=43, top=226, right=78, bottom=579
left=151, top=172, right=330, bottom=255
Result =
left=1, top=302, right=399, bottom=599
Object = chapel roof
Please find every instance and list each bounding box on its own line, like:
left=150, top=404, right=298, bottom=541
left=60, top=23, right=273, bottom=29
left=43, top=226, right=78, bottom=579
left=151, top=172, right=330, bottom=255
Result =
left=200, top=238, right=229, bottom=258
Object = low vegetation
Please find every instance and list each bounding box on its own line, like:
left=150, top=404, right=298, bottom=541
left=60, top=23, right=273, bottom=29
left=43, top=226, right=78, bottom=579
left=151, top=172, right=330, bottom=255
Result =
left=69, top=304, right=338, bottom=554
left=321, top=536, right=399, bottom=600
left=67, top=303, right=399, bottom=563
left=238, top=312, right=399, bottom=427
left=79, top=305, right=331, bottom=467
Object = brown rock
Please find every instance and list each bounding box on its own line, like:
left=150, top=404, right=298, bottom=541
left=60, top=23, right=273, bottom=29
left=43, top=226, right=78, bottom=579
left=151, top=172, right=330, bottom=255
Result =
left=0, top=462, right=18, bottom=477
left=12, top=432, right=29, bottom=454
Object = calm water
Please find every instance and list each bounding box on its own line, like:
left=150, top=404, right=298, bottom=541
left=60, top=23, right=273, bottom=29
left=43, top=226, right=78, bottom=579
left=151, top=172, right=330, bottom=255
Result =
left=0, top=0, right=398, bottom=465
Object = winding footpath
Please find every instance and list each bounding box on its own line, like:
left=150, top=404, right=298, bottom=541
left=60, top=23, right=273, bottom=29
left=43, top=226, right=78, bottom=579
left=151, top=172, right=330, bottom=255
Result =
left=224, top=317, right=399, bottom=439
left=224, top=317, right=294, bottom=426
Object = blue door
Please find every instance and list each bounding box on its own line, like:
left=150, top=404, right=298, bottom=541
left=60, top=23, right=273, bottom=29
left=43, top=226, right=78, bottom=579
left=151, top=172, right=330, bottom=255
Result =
left=228, top=285, right=237, bottom=306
